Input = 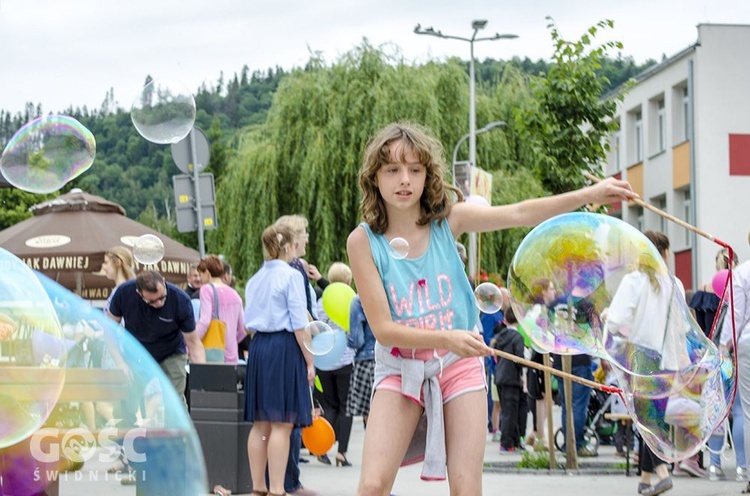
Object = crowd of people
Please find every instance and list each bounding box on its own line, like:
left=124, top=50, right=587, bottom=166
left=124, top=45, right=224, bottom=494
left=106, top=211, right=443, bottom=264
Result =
left=33, top=121, right=750, bottom=496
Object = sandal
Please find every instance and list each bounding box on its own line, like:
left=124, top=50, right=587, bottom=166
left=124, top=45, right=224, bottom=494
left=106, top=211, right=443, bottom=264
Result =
left=106, top=456, right=130, bottom=474
left=214, top=485, right=233, bottom=495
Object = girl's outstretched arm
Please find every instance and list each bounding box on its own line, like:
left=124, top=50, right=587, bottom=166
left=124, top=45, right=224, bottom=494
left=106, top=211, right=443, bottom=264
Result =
left=347, top=226, right=493, bottom=357
left=448, top=176, right=637, bottom=237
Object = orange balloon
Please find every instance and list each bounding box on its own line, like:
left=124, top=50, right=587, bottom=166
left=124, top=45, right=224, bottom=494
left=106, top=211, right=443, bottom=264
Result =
left=301, top=417, right=335, bottom=456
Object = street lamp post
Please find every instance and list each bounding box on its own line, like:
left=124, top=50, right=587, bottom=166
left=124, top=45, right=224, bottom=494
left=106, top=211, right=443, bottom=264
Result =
left=452, top=121, right=507, bottom=189
left=415, top=20, right=517, bottom=280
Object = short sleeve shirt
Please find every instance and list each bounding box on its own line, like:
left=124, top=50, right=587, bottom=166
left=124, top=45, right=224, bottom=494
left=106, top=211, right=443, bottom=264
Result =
left=109, top=280, right=196, bottom=363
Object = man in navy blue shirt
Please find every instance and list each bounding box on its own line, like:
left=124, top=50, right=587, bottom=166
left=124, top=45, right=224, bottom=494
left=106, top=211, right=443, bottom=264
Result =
left=108, top=270, right=205, bottom=408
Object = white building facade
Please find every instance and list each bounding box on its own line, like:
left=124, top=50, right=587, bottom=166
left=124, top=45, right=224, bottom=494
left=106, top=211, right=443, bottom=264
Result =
left=603, top=24, right=750, bottom=289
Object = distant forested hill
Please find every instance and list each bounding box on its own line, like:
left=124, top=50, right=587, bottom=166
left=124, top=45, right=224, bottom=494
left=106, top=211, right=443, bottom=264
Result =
left=0, top=54, right=654, bottom=249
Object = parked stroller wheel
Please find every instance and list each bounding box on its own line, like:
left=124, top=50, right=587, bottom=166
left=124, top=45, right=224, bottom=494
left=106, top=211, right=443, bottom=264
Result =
left=554, top=426, right=599, bottom=455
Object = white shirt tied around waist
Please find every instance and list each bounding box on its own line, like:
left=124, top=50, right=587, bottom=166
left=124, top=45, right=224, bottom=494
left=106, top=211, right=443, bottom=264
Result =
left=372, top=342, right=461, bottom=481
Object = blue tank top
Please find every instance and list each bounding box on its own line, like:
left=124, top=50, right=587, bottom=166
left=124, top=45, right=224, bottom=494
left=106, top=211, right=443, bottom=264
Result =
left=361, top=219, right=477, bottom=360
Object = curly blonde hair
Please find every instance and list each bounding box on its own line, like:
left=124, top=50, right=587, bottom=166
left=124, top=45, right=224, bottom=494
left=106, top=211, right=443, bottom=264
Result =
left=359, top=122, right=462, bottom=234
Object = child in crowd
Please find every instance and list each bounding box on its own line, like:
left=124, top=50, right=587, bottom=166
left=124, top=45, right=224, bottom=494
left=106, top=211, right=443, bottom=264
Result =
left=493, top=306, right=527, bottom=452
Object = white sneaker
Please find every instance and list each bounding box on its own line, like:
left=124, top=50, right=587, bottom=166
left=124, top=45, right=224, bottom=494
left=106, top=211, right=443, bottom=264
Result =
left=708, top=465, right=725, bottom=481
left=737, top=466, right=748, bottom=482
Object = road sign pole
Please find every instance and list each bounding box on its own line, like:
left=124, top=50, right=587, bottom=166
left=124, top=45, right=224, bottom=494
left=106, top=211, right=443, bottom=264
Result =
left=189, top=128, right=205, bottom=257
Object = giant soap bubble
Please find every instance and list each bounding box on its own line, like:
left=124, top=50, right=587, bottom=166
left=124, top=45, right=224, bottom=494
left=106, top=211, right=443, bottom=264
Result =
left=0, top=254, right=207, bottom=494
left=130, top=79, right=196, bottom=144
left=0, top=115, right=95, bottom=194
left=507, top=212, right=734, bottom=461
left=0, top=248, right=66, bottom=450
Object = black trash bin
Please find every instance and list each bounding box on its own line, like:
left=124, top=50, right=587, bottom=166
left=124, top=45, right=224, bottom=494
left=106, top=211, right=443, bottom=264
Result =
left=189, top=363, right=252, bottom=494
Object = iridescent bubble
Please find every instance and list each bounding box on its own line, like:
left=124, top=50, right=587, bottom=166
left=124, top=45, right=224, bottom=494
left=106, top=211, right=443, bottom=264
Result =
left=389, top=237, right=409, bottom=259
left=304, top=320, right=335, bottom=356
left=130, top=79, right=196, bottom=144
left=0, top=248, right=65, bottom=449
left=474, top=282, right=503, bottom=314
left=24, top=269, right=208, bottom=493
left=507, top=212, right=734, bottom=461
left=133, top=234, right=165, bottom=265
left=0, top=115, right=96, bottom=194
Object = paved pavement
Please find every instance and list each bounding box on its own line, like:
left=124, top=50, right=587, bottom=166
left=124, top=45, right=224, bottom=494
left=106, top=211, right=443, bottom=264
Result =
left=57, top=409, right=748, bottom=495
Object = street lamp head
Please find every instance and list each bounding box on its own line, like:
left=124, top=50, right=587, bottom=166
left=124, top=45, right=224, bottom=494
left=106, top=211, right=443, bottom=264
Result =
left=472, top=19, right=488, bottom=30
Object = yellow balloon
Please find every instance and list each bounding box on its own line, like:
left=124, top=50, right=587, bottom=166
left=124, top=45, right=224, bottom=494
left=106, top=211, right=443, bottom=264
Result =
left=322, top=282, right=355, bottom=331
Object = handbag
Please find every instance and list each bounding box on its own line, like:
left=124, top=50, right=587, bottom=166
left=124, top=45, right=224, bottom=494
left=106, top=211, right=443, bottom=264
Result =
left=202, top=283, right=226, bottom=363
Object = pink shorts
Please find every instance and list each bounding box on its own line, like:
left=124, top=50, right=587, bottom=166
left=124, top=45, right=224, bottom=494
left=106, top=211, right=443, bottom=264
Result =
left=376, top=356, right=486, bottom=405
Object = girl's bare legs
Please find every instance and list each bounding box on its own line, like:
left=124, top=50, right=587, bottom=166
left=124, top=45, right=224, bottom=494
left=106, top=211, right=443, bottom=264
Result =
left=445, top=390, right=487, bottom=496
left=247, top=421, right=271, bottom=493
left=491, top=397, right=500, bottom=434
left=358, top=390, right=423, bottom=496
left=96, top=401, right=115, bottom=423
left=267, top=422, right=293, bottom=494
left=81, top=402, right=96, bottom=429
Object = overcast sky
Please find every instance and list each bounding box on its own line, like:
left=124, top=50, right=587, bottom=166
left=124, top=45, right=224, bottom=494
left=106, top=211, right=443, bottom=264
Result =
left=1, top=0, right=750, bottom=116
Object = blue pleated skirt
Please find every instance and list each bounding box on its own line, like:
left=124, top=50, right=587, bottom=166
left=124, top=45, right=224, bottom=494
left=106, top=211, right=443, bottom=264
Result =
left=244, top=331, right=312, bottom=427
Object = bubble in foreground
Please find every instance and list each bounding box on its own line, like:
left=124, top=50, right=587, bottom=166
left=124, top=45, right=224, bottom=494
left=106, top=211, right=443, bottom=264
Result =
left=389, top=237, right=409, bottom=260
left=304, top=321, right=335, bottom=356
left=12, top=270, right=208, bottom=494
left=0, top=115, right=96, bottom=194
left=133, top=234, right=165, bottom=265
left=130, top=79, right=196, bottom=144
left=507, top=212, right=734, bottom=461
left=0, top=248, right=66, bottom=449
left=474, top=282, right=503, bottom=314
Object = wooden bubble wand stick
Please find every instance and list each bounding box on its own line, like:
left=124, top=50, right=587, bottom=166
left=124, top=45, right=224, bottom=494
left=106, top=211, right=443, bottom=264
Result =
left=584, top=172, right=730, bottom=248
left=492, top=348, right=620, bottom=394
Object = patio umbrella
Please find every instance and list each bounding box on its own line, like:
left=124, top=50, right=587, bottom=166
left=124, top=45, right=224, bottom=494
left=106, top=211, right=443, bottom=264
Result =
left=0, top=188, right=200, bottom=304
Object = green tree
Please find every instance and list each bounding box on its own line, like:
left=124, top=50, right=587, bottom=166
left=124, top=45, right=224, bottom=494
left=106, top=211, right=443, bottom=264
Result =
left=475, top=168, right=549, bottom=279
left=516, top=18, right=626, bottom=195
left=0, top=189, right=52, bottom=229
left=213, top=44, right=494, bottom=281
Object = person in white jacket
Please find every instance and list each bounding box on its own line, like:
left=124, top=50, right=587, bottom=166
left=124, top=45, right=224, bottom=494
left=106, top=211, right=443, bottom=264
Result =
left=720, top=236, right=750, bottom=492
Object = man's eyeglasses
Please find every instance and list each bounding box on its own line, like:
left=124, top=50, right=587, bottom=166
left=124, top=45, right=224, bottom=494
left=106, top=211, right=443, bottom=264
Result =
left=138, top=287, right=167, bottom=305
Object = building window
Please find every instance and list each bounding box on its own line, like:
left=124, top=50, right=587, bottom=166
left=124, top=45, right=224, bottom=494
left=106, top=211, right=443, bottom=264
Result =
left=615, top=131, right=621, bottom=171
left=655, top=196, right=667, bottom=234
left=682, top=87, right=689, bottom=142
left=683, top=189, right=691, bottom=247
left=635, top=112, right=643, bottom=163
left=657, top=100, right=666, bottom=153
left=636, top=206, right=644, bottom=232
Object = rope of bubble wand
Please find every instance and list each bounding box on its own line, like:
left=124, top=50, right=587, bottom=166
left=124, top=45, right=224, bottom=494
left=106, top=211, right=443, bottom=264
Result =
left=492, top=348, right=621, bottom=394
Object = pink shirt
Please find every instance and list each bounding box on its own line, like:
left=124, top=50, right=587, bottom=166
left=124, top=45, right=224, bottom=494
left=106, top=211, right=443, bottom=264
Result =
left=196, top=284, right=247, bottom=363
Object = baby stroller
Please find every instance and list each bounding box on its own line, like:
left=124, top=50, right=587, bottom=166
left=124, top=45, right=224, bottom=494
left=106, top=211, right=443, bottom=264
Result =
left=554, top=388, right=618, bottom=455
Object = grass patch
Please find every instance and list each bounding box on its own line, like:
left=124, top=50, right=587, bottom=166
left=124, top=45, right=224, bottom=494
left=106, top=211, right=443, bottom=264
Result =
left=516, top=450, right=553, bottom=469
